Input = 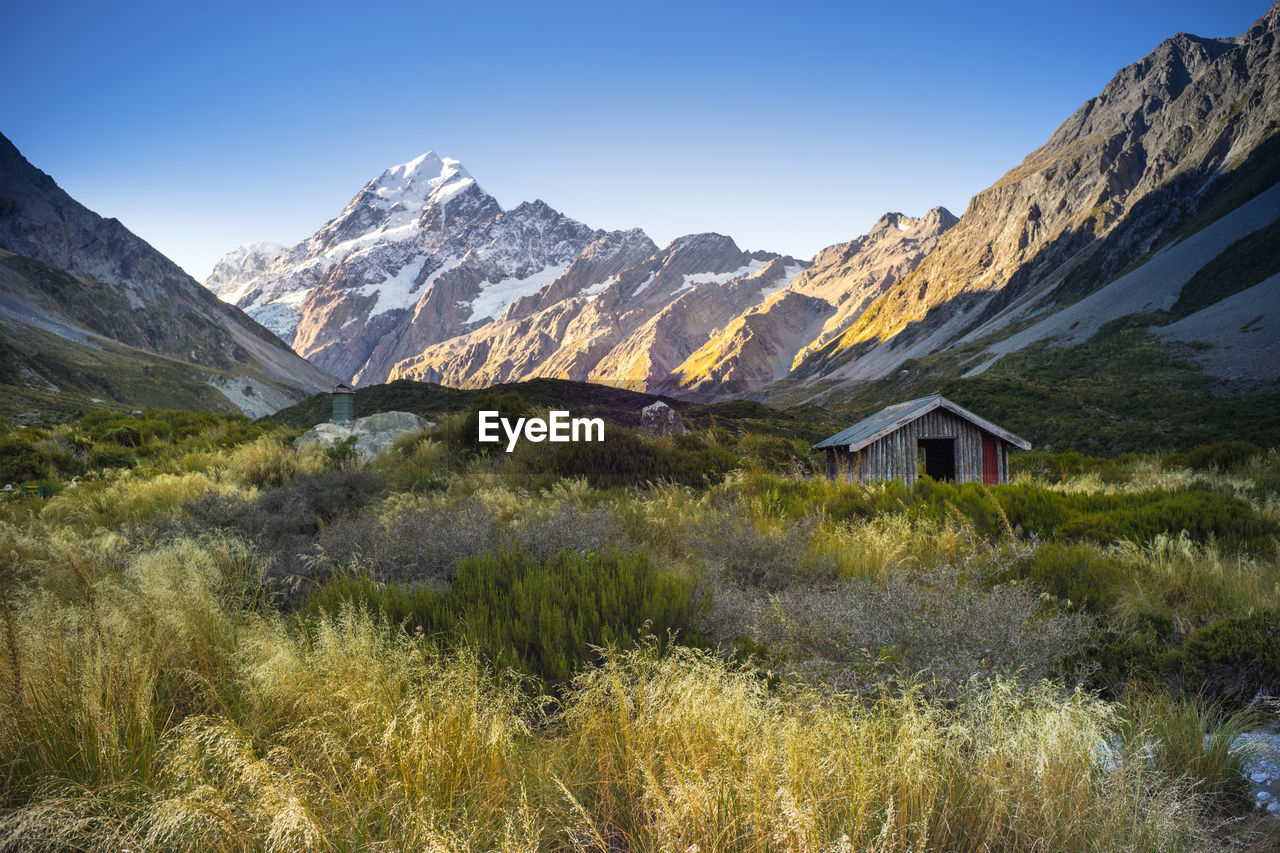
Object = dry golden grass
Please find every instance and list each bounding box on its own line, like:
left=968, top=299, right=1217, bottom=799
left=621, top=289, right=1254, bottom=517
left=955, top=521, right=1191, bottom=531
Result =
left=36, top=470, right=237, bottom=533
left=1114, top=531, right=1280, bottom=628
left=557, top=647, right=1219, bottom=852
left=226, top=436, right=300, bottom=489
left=0, top=550, right=1238, bottom=853
left=0, top=444, right=1275, bottom=851
left=814, top=514, right=973, bottom=580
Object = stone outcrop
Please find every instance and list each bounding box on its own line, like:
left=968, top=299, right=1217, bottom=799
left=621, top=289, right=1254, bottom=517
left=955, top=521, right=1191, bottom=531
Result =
left=294, top=411, right=434, bottom=460
left=639, top=401, right=686, bottom=436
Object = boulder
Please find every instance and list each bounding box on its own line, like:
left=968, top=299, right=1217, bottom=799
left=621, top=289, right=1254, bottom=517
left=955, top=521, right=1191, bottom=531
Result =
left=640, top=401, right=686, bottom=436
left=294, top=410, right=435, bottom=460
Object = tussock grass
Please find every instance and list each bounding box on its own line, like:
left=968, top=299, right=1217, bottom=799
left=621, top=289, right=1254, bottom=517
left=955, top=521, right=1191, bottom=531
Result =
left=0, top=426, right=1277, bottom=849
left=816, top=514, right=975, bottom=580
left=144, top=612, right=532, bottom=851
left=557, top=646, right=1211, bottom=852
left=1115, top=531, right=1280, bottom=628
left=37, top=471, right=235, bottom=533
left=226, top=435, right=299, bottom=489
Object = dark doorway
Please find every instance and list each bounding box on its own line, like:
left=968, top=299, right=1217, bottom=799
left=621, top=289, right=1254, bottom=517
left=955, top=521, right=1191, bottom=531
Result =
left=917, top=438, right=956, bottom=482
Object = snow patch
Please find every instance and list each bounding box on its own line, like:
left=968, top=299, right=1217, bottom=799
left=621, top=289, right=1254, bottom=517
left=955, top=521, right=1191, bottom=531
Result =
left=206, top=241, right=288, bottom=303
left=248, top=302, right=303, bottom=342
left=582, top=275, right=619, bottom=299
left=465, top=263, right=571, bottom=324
left=760, top=263, right=807, bottom=300
left=674, top=259, right=769, bottom=294
left=359, top=256, right=424, bottom=316
left=631, top=272, right=658, bottom=297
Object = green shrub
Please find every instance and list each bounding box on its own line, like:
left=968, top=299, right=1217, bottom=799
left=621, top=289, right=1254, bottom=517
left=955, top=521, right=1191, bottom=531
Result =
left=1012, top=450, right=1111, bottom=482
left=89, top=444, right=137, bottom=470
left=0, top=439, right=45, bottom=483
left=323, top=436, right=358, bottom=470
left=737, top=433, right=809, bottom=473
left=991, top=482, right=1277, bottom=552
left=1055, top=514, right=1124, bottom=544
left=1006, top=543, right=1130, bottom=611
left=731, top=473, right=1277, bottom=553
left=42, top=447, right=85, bottom=479
left=540, top=429, right=738, bottom=489
left=1180, top=611, right=1280, bottom=705
left=101, top=426, right=142, bottom=447
left=911, top=477, right=1014, bottom=536
left=1087, top=610, right=1177, bottom=695
left=1182, top=441, right=1263, bottom=472
left=305, top=548, right=698, bottom=686
left=1249, top=472, right=1280, bottom=502
left=447, top=392, right=531, bottom=453
left=77, top=409, right=263, bottom=450
left=724, top=469, right=911, bottom=521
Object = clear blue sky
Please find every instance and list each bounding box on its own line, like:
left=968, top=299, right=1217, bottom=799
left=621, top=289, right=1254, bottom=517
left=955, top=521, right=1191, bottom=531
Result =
left=2, top=0, right=1271, bottom=280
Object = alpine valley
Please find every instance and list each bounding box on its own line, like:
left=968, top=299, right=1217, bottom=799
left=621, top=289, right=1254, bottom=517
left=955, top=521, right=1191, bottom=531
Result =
left=2, top=3, right=1278, bottom=451
left=203, top=2, right=1280, bottom=447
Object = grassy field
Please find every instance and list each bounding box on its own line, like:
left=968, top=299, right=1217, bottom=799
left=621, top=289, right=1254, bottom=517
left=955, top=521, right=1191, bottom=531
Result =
left=1, top=403, right=1278, bottom=850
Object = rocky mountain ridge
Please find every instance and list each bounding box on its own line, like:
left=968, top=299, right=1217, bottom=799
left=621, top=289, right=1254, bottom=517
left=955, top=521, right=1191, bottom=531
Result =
left=658, top=207, right=958, bottom=399
left=775, top=2, right=1280, bottom=395
left=207, top=3, right=1280, bottom=403
left=0, top=133, right=333, bottom=415
left=207, top=155, right=811, bottom=390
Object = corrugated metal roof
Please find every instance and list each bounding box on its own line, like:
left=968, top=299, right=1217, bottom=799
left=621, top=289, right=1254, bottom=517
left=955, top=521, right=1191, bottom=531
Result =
left=812, top=396, right=941, bottom=450
left=812, top=394, right=1031, bottom=451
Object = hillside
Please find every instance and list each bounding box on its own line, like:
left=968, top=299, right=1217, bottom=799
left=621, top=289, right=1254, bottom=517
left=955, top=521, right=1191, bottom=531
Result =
left=268, top=376, right=844, bottom=443
left=0, top=134, right=334, bottom=417
left=773, top=4, right=1280, bottom=400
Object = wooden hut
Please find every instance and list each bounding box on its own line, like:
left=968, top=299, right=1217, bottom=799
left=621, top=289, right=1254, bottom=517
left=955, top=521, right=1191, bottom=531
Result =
left=813, top=395, right=1030, bottom=486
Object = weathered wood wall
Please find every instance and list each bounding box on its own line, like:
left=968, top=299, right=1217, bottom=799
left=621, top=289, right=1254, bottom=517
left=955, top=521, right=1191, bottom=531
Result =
left=827, top=409, right=1012, bottom=486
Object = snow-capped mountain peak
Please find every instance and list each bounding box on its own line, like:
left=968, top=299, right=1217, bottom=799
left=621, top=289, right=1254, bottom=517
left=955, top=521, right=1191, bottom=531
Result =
left=369, top=151, right=478, bottom=215
left=206, top=150, right=810, bottom=391
left=205, top=240, right=288, bottom=301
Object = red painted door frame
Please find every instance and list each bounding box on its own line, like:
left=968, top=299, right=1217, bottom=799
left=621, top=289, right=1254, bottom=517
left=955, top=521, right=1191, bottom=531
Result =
left=982, top=433, right=999, bottom=484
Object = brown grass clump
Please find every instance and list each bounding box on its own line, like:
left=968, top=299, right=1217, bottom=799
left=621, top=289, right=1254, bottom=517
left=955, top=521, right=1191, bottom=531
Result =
left=226, top=436, right=299, bottom=489
left=555, top=645, right=1212, bottom=852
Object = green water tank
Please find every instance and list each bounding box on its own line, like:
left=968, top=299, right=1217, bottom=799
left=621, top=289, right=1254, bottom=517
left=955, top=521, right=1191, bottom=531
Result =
left=332, top=384, right=355, bottom=425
